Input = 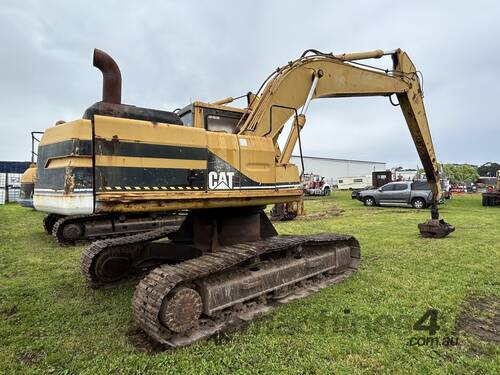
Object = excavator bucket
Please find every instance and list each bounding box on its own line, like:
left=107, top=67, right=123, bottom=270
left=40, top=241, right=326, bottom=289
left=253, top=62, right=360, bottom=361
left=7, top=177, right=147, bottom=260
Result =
left=418, top=219, right=455, bottom=238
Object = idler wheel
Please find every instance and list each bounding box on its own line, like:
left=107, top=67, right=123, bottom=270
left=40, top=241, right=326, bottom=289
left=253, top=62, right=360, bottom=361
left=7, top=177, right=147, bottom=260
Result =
left=62, top=223, right=84, bottom=240
left=43, top=214, right=60, bottom=234
left=160, top=287, right=202, bottom=333
left=94, top=252, right=132, bottom=282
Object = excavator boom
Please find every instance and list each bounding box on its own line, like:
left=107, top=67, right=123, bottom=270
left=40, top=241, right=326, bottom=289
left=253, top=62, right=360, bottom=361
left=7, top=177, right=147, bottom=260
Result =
left=240, top=49, right=439, bottom=196
left=238, top=48, right=453, bottom=237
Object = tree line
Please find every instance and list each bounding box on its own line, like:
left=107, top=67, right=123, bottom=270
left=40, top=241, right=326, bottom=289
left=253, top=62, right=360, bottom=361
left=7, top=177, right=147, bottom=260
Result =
left=417, top=162, right=499, bottom=184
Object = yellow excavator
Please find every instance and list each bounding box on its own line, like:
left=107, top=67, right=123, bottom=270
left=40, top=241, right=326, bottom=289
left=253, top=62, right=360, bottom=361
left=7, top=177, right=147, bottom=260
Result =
left=19, top=164, right=37, bottom=208
left=34, top=47, right=453, bottom=347
left=19, top=132, right=43, bottom=209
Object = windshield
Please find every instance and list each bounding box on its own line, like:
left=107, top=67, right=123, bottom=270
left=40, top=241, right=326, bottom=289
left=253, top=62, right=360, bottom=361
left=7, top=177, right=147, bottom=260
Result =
left=204, top=108, right=244, bottom=133
left=206, top=114, right=240, bottom=133
left=179, top=110, right=193, bottom=127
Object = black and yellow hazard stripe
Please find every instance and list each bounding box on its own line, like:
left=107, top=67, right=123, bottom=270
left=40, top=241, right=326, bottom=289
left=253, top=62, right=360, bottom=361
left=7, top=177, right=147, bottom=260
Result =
left=95, top=166, right=205, bottom=191
left=101, top=185, right=203, bottom=191
left=94, top=139, right=207, bottom=192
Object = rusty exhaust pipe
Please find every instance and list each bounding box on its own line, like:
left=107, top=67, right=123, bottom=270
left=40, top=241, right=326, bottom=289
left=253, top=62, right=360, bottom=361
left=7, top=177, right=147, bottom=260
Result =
left=93, top=48, right=122, bottom=104
left=84, top=48, right=183, bottom=125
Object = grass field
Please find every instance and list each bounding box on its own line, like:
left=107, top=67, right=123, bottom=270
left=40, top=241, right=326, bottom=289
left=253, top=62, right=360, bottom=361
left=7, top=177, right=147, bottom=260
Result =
left=0, top=192, right=498, bottom=374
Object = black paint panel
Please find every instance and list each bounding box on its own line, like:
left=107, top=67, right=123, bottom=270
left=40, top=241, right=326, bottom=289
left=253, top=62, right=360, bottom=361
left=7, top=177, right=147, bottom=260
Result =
left=37, top=140, right=92, bottom=165
left=36, top=167, right=93, bottom=191
left=36, top=140, right=94, bottom=192
left=20, top=182, right=34, bottom=199
left=95, top=138, right=207, bottom=160
left=207, top=151, right=273, bottom=188
left=95, top=166, right=206, bottom=190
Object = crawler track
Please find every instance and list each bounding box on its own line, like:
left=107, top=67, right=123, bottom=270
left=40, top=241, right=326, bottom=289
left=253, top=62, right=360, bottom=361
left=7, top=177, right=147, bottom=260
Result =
left=43, top=214, right=62, bottom=235
left=133, top=233, right=360, bottom=347
left=52, top=214, right=183, bottom=245
left=80, top=226, right=180, bottom=288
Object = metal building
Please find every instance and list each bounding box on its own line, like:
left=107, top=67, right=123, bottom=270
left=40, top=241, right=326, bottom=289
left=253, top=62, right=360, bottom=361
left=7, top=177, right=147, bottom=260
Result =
left=290, top=155, right=386, bottom=186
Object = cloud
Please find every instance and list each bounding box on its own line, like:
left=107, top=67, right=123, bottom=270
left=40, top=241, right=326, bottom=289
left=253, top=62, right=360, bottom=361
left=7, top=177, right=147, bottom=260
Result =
left=1, top=0, right=498, bottom=168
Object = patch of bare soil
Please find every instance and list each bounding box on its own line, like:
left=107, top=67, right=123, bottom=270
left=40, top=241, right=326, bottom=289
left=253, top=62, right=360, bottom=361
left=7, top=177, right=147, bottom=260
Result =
left=0, top=305, right=18, bottom=319
left=299, top=207, right=343, bottom=221
left=457, top=295, right=499, bottom=345
left=17, top=350, right=43, bottom=365
left=126, top=326, right=166, bottom=353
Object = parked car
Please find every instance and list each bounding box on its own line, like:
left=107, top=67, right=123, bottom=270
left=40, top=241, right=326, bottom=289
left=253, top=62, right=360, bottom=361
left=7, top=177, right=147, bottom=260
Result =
left=413, top=178, right=452, bottom=200
left=351, top=171, right=394, bottom=199
left=351, top=187, right=370, bottom=199
left=356, top=181, right=434, bottom=208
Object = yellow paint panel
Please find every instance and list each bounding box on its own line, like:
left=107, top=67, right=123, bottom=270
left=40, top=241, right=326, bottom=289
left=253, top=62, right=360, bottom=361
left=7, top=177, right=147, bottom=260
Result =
left=207, top=131, right=240, bottom=172
left=95, top=188, right=302, bottom=213
left=94, top=155, right=206, bottom=169
left=21, top=165, right=37, bottom=183
left=94, top=115, right=207, bottom=148
left=40, top=119, right=92, bottom=145
left=238, top=135, right=276, bottom=184
left=193, top=101, right=246, bottom=114
left=276, top=163, right=300, bottom=184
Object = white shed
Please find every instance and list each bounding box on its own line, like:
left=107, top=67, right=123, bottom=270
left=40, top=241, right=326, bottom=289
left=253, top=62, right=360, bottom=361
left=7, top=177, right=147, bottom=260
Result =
left=290, top=155, right=386, bottom=187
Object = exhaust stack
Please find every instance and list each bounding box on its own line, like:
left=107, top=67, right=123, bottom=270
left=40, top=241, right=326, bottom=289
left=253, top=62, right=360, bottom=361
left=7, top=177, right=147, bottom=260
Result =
left=93, top=48, right=122, bottom=104
left=83, top=48, right=183, bottom=126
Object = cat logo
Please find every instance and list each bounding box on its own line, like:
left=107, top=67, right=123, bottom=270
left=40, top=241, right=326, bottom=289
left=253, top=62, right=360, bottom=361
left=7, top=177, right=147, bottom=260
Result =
left=208, top=171, right=235, bottom=190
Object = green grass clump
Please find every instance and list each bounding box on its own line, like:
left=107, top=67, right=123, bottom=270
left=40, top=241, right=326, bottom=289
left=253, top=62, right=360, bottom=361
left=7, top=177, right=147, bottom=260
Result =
left=0, top=192, right=498, bottom=374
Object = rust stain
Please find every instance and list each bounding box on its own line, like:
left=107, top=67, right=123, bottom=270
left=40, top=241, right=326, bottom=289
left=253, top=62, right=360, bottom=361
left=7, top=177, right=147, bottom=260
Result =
left=64, top=167, right=76, bottom=194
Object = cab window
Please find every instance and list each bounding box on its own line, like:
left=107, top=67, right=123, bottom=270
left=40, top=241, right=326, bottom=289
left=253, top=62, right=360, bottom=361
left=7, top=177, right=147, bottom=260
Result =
left=381, top=184, right=394, bottom=192
left=203, top=108, right=244, bottom=134
left=206, top=114, right=240, bottom=133
left=179, top=111, right=193, bottom=127
left=393, top=183, right=408, bottom=191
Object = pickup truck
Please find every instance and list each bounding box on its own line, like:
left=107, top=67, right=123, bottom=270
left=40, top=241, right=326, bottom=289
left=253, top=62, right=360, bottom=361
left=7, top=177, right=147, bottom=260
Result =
left=356, top=181, right=434, bottom=208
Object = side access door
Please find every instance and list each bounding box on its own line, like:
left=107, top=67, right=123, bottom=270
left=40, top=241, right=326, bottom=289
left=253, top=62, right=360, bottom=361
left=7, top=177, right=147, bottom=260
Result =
left=206, top=131, right=240, bottom=191
left=377, top=183, right=395, bottom=204
left=391, top=182, right=411, bottom=204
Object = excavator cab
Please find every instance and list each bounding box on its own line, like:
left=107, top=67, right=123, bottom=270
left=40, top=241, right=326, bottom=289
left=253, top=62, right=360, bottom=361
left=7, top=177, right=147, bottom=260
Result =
left=177, top=102, right=246, bottom=134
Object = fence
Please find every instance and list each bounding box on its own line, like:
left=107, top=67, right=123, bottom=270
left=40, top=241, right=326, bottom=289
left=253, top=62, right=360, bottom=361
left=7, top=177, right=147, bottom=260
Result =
left=0, top=173, right=5, bottom=204
left=0, top=172, right=23, bottom=205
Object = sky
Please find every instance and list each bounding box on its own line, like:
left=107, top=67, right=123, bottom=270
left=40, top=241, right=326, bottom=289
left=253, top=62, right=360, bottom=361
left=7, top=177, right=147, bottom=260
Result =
left=1, top=0, right=499, bottom=168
